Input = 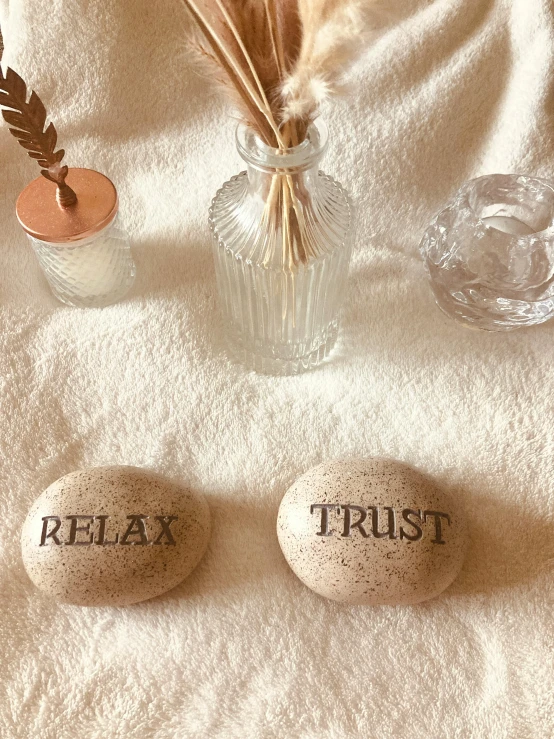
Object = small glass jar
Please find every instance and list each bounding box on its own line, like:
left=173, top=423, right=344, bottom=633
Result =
left=27, top=216, right=135, bottom=308
left=420, top=174, right=554, bottom=331
left=16, top=168, right=135, bottom=308
left=209, top=120, right=354, bottom=375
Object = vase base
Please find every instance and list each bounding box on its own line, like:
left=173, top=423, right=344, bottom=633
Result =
left=226, top=322, right=340, bottom=375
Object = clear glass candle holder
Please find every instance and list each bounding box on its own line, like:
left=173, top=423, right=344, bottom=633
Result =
left=420, top=174, right=554, bottom=331
left=209, top=120, right=354, bottom=375
left=28, top=215, right=135, bottom=308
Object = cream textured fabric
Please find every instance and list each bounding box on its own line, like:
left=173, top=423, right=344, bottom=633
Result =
left=0, top=1, right=553, bottom=737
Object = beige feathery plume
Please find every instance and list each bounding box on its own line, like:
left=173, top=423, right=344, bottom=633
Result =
left=282, top=0, right=389, bottom=127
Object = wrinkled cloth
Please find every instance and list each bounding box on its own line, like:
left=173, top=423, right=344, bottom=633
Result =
left=0, top=1, right=553, bottom=737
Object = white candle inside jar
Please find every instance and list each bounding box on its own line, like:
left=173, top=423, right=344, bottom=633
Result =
left=17, top=168, right=135, bottom=308
left=481, top=215, right=536, bottom=236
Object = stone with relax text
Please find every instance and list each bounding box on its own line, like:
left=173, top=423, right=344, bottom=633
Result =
left=277, top=459, right=468, bottom=605
left=21, top=466, right=211, bottom=606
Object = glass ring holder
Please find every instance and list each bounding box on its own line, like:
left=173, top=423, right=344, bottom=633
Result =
left=420, top=174, right=554, bottom=331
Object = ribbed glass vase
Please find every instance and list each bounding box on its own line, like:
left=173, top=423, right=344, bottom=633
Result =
left=209, top=120, right=354, bottom=375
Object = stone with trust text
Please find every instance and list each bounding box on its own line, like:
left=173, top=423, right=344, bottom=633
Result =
left=277, top=459, right=468, bottom=606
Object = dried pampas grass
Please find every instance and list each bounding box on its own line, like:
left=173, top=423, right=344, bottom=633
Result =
left=180, top=0, right=389, bottom=267
left=181, top=0, right=388, bottom=147
left=282, top=0, right=388, bottom=126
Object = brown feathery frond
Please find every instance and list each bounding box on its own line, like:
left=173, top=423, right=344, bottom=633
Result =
left=213, top=0, right=272, bottom=112
left=249, top=0, right=302, bottom=142
left=239, top=1, right=283, bottom=108
left=189, top=41, right=265, bottom=133
left=181, top=0, right=284, bottom=146
left=0, top=66, right=77, bottom=206
left=265, top=0, right=302, bottom=75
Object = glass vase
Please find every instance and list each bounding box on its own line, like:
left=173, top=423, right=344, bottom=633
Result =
left=28, top=215, right=136, bottom=308
left=209, top=120, right=354, bottom=375
left=420, top=174, right=554, bottom=331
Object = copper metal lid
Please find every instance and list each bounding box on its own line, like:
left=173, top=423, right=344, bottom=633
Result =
left=16, top=168, right=119, bottom=244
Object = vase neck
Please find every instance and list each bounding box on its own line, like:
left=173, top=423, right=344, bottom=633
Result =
left=244, top=162, right=320, bottom=201
left=236, top=120, right=328, bottom=177
left=237, top=121, right=327, bottom=202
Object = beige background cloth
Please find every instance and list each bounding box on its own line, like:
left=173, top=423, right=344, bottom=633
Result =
left=0, top=1, right=553, bottom=737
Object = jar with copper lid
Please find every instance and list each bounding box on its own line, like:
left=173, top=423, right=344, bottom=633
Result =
left=16, top=168, right=135, bottom=308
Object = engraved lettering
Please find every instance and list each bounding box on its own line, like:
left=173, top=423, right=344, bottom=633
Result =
left=94, top=515, right=119, bottom=545
left=399, top=509, right=423, bottom=541
left=370, top=507, right=397, bottom=539
left=65, top=515, right=95, bottom=546
left=310, top=504, right=341, bottom=536
left=423, top=511, right=451, bottom=544
left=38, top=514, right=182, bottom=547
left=309, top=504, right=451, bottom=544
left=120, top=515, right=149, bottom=545
left=153, top=516, right=178, bottom=545
left=341, top=505, right=369, bottom=538
left=40, top=516, right=62, bottom=546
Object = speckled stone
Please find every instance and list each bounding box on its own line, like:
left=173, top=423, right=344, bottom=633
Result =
left=277, top=459, right=467, bottom=606
left=21, top=466, right=211, bottom=606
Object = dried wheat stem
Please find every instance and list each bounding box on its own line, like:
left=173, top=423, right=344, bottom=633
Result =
left=264, top=0, right=286, bottom=78
left=213, top=0, right=286, bottom=148
left=281, top=178, right=294, bottom=272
